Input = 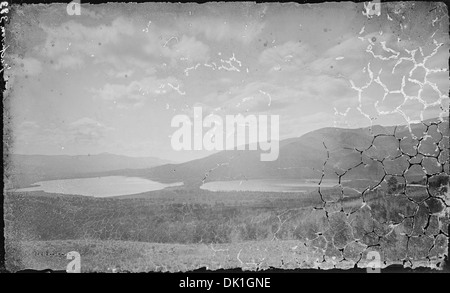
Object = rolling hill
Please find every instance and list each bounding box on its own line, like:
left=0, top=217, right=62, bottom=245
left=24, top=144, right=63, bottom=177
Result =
left=6, top=117, right=448, bottom=189
left=131, top=117, right=449, bottom=187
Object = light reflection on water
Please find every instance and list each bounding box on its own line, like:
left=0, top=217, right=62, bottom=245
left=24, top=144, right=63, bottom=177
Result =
left=14, top=176, right=183, bottom=197
left=200, top=179, right=338, bottom=193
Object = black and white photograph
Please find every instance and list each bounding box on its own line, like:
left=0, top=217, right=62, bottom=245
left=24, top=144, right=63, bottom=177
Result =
left=1, top=1, right=449, bottom=275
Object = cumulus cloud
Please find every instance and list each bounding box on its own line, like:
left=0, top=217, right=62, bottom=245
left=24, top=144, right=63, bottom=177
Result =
left=258, top=41, right=316, bottom=72
left=184, top=17, right=265, bottom=44
left=40, top=118, right=114, bottom=147
left=40, top=17, right=135, bottom=56
left=52, top=55, right=85, bottom=70
left=39, top=17, right=136, bottom=70
left=12, top=118, right=114, bottom=153
left=14, top=121, right=41, bottom=141
left=92, top=76, right=185, bottom=108
left=156, top=34, right=210, bottom=65
left=9, top=3, right=447, bottom=160
left=5, top=55, right=43, bottom=77
left=67, top=117, right=114, bottom=144
left=317, top=31, right=449, bottom=124
left=38, top=16, right=212, bottom=72
left=199, top=81, right=307, bottom=116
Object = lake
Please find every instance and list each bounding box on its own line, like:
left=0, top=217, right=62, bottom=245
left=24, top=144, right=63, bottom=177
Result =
left=13, top=176, right=183, bottom=197
left=200, top=179, right=338, bottom=193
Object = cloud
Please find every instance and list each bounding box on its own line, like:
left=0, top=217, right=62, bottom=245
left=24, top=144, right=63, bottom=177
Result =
left=66, top=117, right=114, bottom=144
left=156, top=34, right=210, bottom=65
left=18, top=120, right=40, bottom=129
left=197, top=70, right=356, bottom=121
left=38, top=15, right=213, bottom=72
left=52, top=55, right=85, bottom=70
left=40, top=17, right=135, bottom=55
left=38, top=17, right=136, bottom=70
left=105, top=68, right=135, bottom=78
left=79, top=6, right=107, bottom=19
left=180, top=17, right=265, bottom=44
left=311, top=32, right=404, bottom=80
left=258, top=41, right=316, bottom=72
left=199, top=81, right=306, bottom=116
left=42, top=117, right=113, bottom=147
left=14, top=120, right=41, bottom=141
left=43, top=18, right=131, bottom=46
left=12, top=117, right=114, bottom=153
left=92, top=76, right=184, bottom=108
left=5, top=55, right=43, bottom=77
left=303, top=74, right=354, bottom=101
left=306, top=31, right=449, bottom=126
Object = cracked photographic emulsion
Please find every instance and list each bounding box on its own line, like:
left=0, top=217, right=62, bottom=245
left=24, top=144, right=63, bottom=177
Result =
left=2, top=2, right=449, bottom=272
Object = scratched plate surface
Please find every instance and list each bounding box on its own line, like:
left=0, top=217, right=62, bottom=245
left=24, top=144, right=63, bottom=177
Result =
left=3, top=2, right=449, bottom=272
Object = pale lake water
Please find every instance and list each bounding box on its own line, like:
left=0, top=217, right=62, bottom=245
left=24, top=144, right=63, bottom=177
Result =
left=13, top=176, right=183, bottom=197
left=200, top=179, right=338, bottom=193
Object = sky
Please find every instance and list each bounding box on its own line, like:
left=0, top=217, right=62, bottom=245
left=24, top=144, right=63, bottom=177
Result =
left=5, top=2, right=449, bottom=162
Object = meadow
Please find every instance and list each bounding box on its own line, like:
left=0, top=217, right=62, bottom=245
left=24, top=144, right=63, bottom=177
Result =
left=4, top=178, right=449, bottom=271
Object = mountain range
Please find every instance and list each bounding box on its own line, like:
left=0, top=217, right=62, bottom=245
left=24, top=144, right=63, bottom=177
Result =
left=6, top=117, right=448, bottom=189
left=5, top=153, right=170, bottom=189
left=108, top=117, right=449, bottom=188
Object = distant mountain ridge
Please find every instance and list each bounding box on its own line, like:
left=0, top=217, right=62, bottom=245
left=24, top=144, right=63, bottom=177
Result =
left=6, top=117, right=448, bottom=189
left=5, top=153, right=171, bottom=189
left=134, top=116, right=449, bottom=187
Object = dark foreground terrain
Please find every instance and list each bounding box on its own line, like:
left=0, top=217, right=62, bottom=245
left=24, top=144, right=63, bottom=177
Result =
left=4, top=177, right=449, bottom=272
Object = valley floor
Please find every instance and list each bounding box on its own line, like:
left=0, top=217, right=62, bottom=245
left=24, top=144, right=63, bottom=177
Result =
left=4, top=185, right=449, bottom=272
